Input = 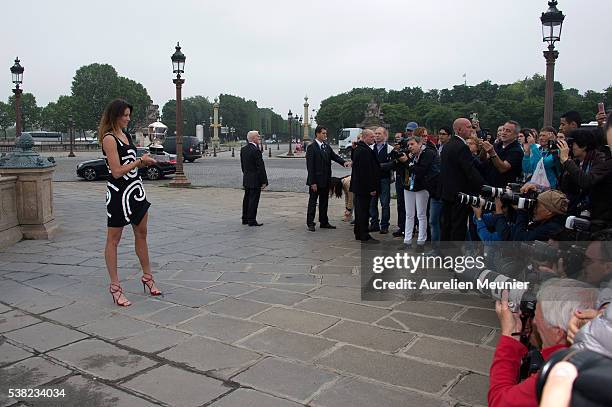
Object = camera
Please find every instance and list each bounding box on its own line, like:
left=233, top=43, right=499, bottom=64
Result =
left=389, top=139, right=409, bottom=161
left=537, top=349, right=612, bottom=406
left=457, top=192, right=495, bottom=211
left=480, top=185, right=538, bottom=210
left=519, top=241, right=585, bottom=278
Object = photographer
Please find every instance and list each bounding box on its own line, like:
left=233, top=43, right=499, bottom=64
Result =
left=558, top=128, right=612, bottom=222
left=391, top=122, right=418, bottom=237
left=488, top=279, right=598, bottom=407
left=482, top=120, right=524, bottom=188
left=397, top=131, right=440, bottom=249
left=522, top=127, right=561, bottom=188
left=493, top=190, right=568, bottom=241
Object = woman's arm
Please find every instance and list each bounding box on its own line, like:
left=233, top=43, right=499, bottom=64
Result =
left=103, top=136, right=154, bottom=179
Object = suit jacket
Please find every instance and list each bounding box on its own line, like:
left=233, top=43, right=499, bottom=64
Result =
left=349, top=141, right=381, bottom=195
left=306, top=141, right=345, bottom=188
left=241, top=143, right=268, bottom=188
left=439, top=135, right=485, bottom=201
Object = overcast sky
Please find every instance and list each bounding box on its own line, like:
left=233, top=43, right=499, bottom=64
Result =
left=2, top=0, right=611, bottom=121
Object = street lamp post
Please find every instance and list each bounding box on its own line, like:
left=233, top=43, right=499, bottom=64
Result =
left=10, top=57, right=24, bottom=139
left=68, top=115, right=75, bottom=157
left=169, top=42, right=191, bottom=187
left=287, top=110, right=294, bottom=157
left=541, top=0, right=565, bottom=127
left=302, top=96, right=310, bottom=149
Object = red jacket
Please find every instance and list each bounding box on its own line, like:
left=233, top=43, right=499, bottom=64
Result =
left=488, top=335, right=567, bottom=407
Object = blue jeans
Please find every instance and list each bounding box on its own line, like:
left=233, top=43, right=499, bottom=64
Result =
left=369, top=178, right=391, bottom=229
left=429, top=197, right=442, bottom=244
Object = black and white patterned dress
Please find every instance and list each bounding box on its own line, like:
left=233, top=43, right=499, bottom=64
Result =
left=102, top=133, right=150, bottom=227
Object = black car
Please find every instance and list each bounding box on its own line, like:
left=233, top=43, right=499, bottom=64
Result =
left=163, top=136, right=202, bottom=162
left=76, top=148, right=176, bottom=181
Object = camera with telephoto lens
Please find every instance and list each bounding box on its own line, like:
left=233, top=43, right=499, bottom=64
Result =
left=456, top=193, right=495, bottom=211
left=536, top=349, right=612, bottom=407
left=389, top=139, right=409, bottom=161
left=519, top=241, right=585, bottom=279
left=480, top=185, right=538, bottom=210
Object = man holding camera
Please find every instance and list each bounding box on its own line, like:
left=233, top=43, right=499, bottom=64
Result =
left=391, top=122, right=418, bottom=238
left=493, top=189, right=568, bottom=241
left=488, top=279, right=597, bottom=407
left=482, top=120, right=524, bottom=188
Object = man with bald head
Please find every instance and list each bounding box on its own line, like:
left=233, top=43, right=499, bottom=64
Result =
left=439, top=118, right=485, bottom=241
left=369, top=127, right=394, bottom=234
left=350, top=129, right=381, bottom=243
left=240, top=131, right=268, bottom=226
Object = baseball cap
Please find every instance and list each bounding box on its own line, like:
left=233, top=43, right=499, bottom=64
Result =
left=537, top=190, right=569, bottom=215
left=405, top=122, right=418, bottom=131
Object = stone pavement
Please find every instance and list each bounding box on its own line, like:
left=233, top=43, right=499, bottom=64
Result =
left=0, top=182, right=497, bottom=407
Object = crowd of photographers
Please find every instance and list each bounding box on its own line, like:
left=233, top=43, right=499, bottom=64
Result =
left=348, top=108, right=612, bottom=406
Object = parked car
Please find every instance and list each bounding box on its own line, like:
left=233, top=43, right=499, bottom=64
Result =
left=162, top=136, right=202, bottom=162
left=76, top=148, right=176, bottom=181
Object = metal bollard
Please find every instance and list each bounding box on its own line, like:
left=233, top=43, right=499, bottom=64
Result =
left=232, top=147, right=235, bottom=157
left=213, top=147, right=217, bottom=157
left=268, top=148, right=271, bottom=158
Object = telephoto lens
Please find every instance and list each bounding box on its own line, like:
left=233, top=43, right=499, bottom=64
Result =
left=536, top=349, right=612, bottom=407
left=481, top=185, right=505, bottom=198
left=456, top=193, right=495, bottom=211
left=500, top=191, right=537, bottom=210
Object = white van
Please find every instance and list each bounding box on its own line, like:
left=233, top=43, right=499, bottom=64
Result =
left=338, top=128, right=362, bottom=152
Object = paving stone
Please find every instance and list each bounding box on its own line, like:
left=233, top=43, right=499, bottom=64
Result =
left=177, top=313, right=264, bottom=343
left=0, top=357, right=72, bottom=393
left=112, top=297, right=174, bottom=318
left=206, top=297, right=271, bottom=318
left=80, top=315, right=155, bottom=340
left=144, top=305, right=202, bottom=326
left=311, top=376, right=443, bottom=407
left=404, top=337, right=494, bottom=374
left=256, top=282, right=317, bottom=293
left=0, top=262, right=46, bottom=272
left=246, top=264, right=311, bottom=274
left=218, top=272, right=276, bottom=283
left=211, top=389, right=302, bottom=407
left=378, top=312, right=492, bottom=344
left=276, top=274, right=319, bottom=284
left=320, top=275, right=361, bottom=288
left=123, top=364, right=228, bottom=407
left=234, top=357, right=338, bottom=402
left=239, top=327, right=336, bottom=362
left=162, top=287, right=225, bottom=307
left=393, top=300, right=464, bottom=319
left=204, top=282, right=257, bottom=296
left=434, top=292, right=495, bottom=309
left=0, top=310, right=41, bottom=333
left=10, top=294, right=73, bottom=314
left=4, top=322, right=88, bottom=352
left=239, top=288, right=309, bottom=306
left=48, top=339, right=157, bottom=380
left=28, top=374, right=157, bottom=407
left=295, top=298, right=389, bottom=323
left=170, top=270, right=223, bottom=281
left=0, top=281, right=45, bottom=306
left=321, top=321, right=415, bottom=352
left=0, top=304, right=10, bottom=314
left=159, top=336, right=260, bottom=378
left=41, top=302, right=113, bottom=327
left=4, top=271, right=47, bottom=282
left=316, top=345, right=460, bottom=393
left=0, top=341, right=33, bottom=367
left=457, top=307, right=499, bottom=328
left=448, top=373, right=489, bottom=406
left=118, top=327, right=191, bottom=353
left=165, top=261, right=208, bottom=271
left=23, top=275, right=81, bottom=292
left=313, top=265, right=355, bottom=275
left=253, top=307, right=339, bottom=335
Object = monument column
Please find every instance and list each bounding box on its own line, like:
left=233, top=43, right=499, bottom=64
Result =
left=302, top=96, right=310, bottom=149
left=212, top=98, right=221, bottom=150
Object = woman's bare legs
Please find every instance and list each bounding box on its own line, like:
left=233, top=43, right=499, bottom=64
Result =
left=105, top=226, right=130, bottom=305
left=132, top=213, right=160, bottom=294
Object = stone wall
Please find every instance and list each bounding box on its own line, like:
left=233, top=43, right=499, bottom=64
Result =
left=0, top=176, right=22, bottom=248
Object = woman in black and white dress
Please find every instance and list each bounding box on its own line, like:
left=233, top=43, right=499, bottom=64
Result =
left=99, top=99, right=161, bottom=306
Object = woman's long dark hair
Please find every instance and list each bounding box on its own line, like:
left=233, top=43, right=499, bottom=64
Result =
left=329, top=177, right=344, bottom=198
left=98, top=99, right=133, bottom=143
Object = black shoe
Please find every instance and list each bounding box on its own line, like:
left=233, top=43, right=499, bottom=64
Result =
left=379, top=228, right=389, bottom=234
left=320, top=224, right=336, bottom=229
left=392, top=230, right=404, bottom=238
left=362, top=238, right=380, bottom=244
left=307, top=225, right=316, bottom=232
left=369, top=225, right=380, bottom=232
left=249, top=222, right=263, bottom=226
left=242, top=220, right=248, bottom=225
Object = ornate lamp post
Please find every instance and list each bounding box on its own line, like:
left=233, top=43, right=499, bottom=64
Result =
left=169, top=42, right=191, bottom=187
left=10, top=58, right=24, bottom=138
left=541, top=1, right=565, bottom=127
left=211, top=100, right=221, bottom=149
left=68, top=115, right=75, bottom=157
left=302, top=96, right=310, bottom=149
left=287, top=110, right=294, bottom=157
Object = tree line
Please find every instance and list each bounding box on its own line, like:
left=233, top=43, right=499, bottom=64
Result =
left=316, top=75, right=612, bottom=137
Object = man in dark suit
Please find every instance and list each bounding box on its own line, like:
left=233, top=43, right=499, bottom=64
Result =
left=350, top=129, right=381, bottom=243
left=240, top=131, right=268, bottom=226
left=306, top=125, right=350, bottom=231
left=439, top=118, right=485, bottom=242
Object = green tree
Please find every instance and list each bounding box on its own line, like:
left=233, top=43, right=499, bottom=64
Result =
left=0, top=101, right=12, bottom=139
left=40, top=95, right=76, bottom=132
left=116, top=76, right=153, bottom=132
left=7, top=92, right=41, bottom=131
left=71, top=63, right=121, bottom=131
